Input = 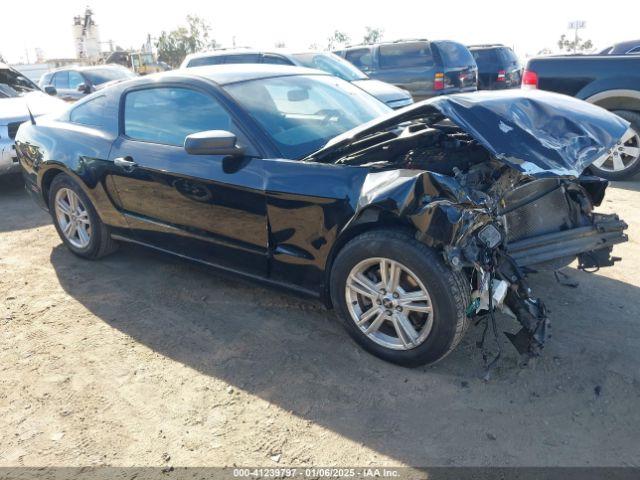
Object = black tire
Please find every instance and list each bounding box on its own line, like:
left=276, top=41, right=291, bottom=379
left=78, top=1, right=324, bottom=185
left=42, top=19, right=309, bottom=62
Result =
left=590, top=110, right=640, bottom=181
left=330, top=229, right=470, bottom=367
left=48, top=173, right=118, bottom=259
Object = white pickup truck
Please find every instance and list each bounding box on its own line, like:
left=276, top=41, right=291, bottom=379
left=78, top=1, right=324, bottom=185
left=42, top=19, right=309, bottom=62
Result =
left=1, top=63, right=64, bottom=175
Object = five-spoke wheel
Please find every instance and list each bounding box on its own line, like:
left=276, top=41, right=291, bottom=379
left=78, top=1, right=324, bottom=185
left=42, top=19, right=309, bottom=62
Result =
left=54, top=188, right=92, bottom=249
left=346, top=257, right=434, bottom=350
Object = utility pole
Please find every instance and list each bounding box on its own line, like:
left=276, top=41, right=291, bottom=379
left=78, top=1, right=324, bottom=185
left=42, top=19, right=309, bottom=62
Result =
left=568, top=20, right=586, bottom=53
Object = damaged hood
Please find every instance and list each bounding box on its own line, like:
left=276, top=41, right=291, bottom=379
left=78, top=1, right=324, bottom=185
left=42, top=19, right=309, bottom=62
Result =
left=315, top=89, right=630, bottom=177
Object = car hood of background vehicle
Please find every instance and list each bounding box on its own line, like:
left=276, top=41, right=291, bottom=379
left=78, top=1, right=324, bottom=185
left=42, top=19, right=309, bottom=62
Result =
left=351, top=79, right=413, bottom=104
left=316, top=89, right=629, bottom=177
left=0, top=91, right=66, bottom=125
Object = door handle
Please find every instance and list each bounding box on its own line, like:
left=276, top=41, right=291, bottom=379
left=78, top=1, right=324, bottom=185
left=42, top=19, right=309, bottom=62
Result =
left=114, top=156, right=137, bottom=171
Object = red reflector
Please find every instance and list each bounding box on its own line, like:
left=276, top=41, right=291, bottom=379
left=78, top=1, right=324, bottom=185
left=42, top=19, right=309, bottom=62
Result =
left=497, top=70, right=506, bottom=82
left=522, top=69, right=538, bottom=88
left=434, top=72, right=445, bottom=90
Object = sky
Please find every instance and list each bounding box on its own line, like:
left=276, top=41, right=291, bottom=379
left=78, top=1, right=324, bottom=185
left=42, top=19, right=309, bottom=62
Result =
left=2, top=0, right=639, bottom=64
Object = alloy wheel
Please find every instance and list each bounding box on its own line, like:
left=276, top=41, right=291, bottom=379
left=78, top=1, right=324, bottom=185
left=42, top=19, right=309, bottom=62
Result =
left=54, top=188, right=92, bottom=249
left=592, top=127, right=640, bottom=173
left=345, top=257, right=434, bottom=351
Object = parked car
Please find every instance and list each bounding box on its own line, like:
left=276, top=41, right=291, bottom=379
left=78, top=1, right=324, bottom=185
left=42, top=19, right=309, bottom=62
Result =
left=16, top=65, right=628, bottom=367
left=599, top=39, right=640, bottom=55
left=39, top=65, right=136, bottom=102
left=1, top=63, right=65, bottom=175
left=334, top=39, right=477, bottom=101
left=467, top=44, right=522, bottom=90
left=181, top=49, right=413, bottom=109
left=522, top=54, right=640, bottom=179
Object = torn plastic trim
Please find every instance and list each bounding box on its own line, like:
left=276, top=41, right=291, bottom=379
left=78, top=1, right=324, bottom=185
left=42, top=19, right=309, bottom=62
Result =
left=309, top=89, right=630, bottom=178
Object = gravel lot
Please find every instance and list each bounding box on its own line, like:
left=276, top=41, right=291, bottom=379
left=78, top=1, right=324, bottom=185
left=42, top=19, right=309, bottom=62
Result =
left=1, top=172, right=639, bottom=467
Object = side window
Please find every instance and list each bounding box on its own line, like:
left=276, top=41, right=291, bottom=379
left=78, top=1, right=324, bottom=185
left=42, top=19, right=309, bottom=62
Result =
left=53, top=71, right=70, bottom=89
left=124, top=87, right=237, bottom=147
left=379, top=42, right=433, bottom=69
left=68, top=71, right=85, bottom=88
left=40, top=73, right=53, bottom=86
left=262, top=54, right=294, bottom=66
left=70, top=95, right=107, bottom=126
left=345, top=48, right=373, bottom=70
left=222, top=54, right=261, bottom=64
left=187, top=56, right=224, bottom=67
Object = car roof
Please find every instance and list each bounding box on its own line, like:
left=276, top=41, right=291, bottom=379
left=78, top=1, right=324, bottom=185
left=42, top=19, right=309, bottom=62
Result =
left=183, top=48, right=338, bottom=62
left=176, top=64, right=329, bottom=85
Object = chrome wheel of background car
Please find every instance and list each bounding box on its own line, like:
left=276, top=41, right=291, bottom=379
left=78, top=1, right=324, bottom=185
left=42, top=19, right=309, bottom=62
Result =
left=345, top=257, right=434, bottom=351
left=54, top=188, right=92, bottom=249
left=592, top=127, right=640, bottom=173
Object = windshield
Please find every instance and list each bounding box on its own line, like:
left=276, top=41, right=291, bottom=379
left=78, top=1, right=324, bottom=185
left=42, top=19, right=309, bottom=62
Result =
left=83, top=67, right=135, bottom=86
left=0, top=68, right=39, bottom=98
left=225, top=74, right=390, bottom=159
left=291, top=53, right=368, bottom=81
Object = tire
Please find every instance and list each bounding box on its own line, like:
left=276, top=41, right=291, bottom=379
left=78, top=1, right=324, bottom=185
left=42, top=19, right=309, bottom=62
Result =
left=48, top=173, right=118, bottom=259
left=590, top=110, right=640, bottom=181
left=330, top=228, right=470, bottom=367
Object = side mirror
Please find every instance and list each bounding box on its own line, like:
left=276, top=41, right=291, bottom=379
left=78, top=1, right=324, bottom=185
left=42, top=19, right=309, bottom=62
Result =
left=184, top=130, right=244, bottom=156
left=44, top=85, right=57, bottom=96
left=76, top=83, right=90, bottom=94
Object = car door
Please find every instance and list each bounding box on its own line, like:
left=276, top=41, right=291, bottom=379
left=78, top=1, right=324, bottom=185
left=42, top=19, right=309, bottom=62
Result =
left=108, top=84, right=268, bottom=276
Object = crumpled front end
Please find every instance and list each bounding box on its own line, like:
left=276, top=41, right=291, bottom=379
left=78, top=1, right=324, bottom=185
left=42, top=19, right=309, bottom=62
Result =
left=323, top=90, right=630, bottom=363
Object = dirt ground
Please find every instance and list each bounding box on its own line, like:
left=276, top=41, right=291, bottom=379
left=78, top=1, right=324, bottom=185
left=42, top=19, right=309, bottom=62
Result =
left=1, top=172, right=639, bottom=468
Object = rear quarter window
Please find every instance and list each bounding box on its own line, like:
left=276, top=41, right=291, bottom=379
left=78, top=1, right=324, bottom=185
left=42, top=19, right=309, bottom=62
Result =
left=435, top=41, right=475, bottom=68
left=379, top=42, right=434, bottom=69
left=69, top=95, right=107, bottom=127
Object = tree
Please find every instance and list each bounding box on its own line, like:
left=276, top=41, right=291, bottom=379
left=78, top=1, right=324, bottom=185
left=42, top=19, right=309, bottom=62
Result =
left=156, top=15, right=218, bottom=68
left=327, top=30, right=350, bottom=50
left=274, top=41, right=286, bottom=48
left=363, top=27, right=383, bottom=45
left=557, top=33, right=593, bottom=53
left=537, top=47, right=553, bottom=55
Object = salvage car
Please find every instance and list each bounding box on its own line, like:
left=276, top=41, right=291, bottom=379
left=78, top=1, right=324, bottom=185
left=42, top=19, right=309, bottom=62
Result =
left=1, top=63, right=65, bottom=175
left=16, top=65, right=628, bottom=367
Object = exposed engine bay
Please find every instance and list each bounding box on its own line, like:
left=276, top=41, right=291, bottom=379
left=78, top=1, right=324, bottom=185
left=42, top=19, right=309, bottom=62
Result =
left=313, top=96, right=629, bottom=370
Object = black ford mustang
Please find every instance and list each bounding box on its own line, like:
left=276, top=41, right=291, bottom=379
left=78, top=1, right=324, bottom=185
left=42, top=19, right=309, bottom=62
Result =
left=16, top=65, right=629, bottom=367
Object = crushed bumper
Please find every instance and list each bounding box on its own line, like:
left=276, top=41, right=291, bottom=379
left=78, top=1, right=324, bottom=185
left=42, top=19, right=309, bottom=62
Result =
left=506, top=213, right=628, bottom=268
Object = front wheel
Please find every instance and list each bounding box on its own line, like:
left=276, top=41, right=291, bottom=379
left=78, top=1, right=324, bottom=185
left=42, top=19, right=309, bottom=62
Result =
left=49, top=173, right=117, bottom=259
left=330, top=229, right=470, bottom=367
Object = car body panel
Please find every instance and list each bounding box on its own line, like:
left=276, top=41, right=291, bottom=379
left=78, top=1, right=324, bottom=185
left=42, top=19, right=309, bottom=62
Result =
left=523, top=55, right=640, bottom=103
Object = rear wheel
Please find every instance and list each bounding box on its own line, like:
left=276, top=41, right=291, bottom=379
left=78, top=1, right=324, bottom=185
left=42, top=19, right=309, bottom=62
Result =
left=591, top=110, right=640, bottom=180
left=330, top=229, right=470, bottom=367
left=49, top=173, right=117, bottom=259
